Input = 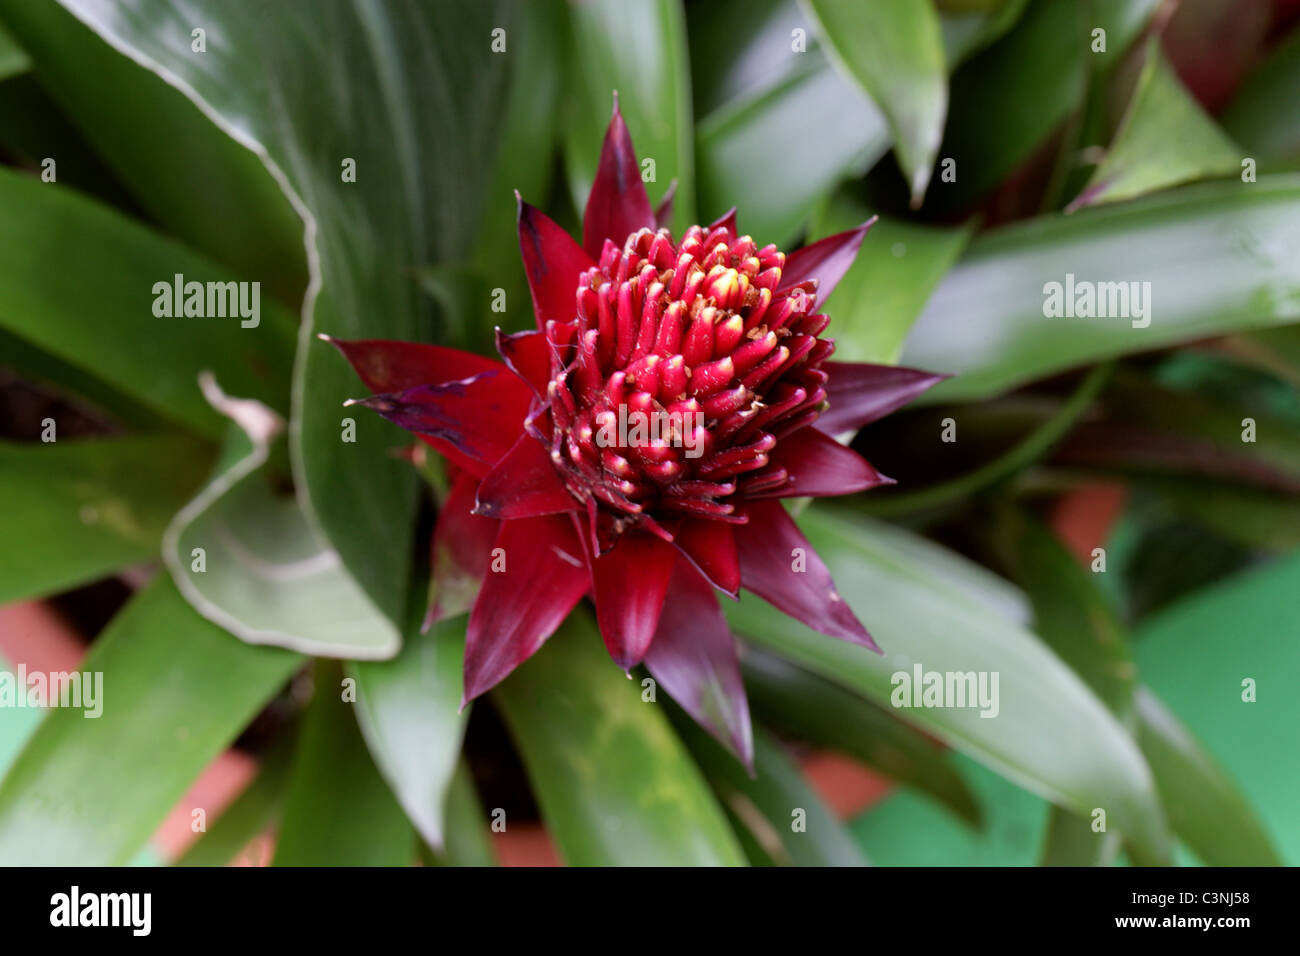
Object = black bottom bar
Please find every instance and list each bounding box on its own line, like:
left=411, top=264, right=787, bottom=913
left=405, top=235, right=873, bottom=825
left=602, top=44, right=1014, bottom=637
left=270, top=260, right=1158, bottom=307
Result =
left=1, top=865, right=1289, bottom=941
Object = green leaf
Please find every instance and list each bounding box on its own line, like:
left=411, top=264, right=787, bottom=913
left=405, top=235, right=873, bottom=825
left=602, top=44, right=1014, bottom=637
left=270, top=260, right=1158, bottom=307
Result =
left=413, top=264, right=496, bottom=361
left=0, top=167, right=298, bottom=437
left=349, top=615, right=468, bottom=849
left=56, top=0, right=521, bottom=626
left=902, top=176, right=1300, bottom=402
left=0, top=434, right=212, bottom=603
left=990, top=507, right=1135, bottom=717
left=1221, top=25, right=1300, bottom=169
left=1134, top=687, right=1282, bottom=866
left=175, top=733, right=295, bottom=867
left=697, top=56, right=888, bottom=246
left=934, top=0, right=1086, bottom=211
left=563, top=0, right=694, bottom=229
left=467, top=0, right=564, bottom=317
left=985, top=507, right=1133, bottom=865
left=273, top=661, right=413, bottom=866
left=825, top=508, right=1034, bottom=625
left=1045, top=494, right=1279, bottom=868
left=934, top=0, right=1158, bottom=212
left=0, top=578, right=301, bottom=865
left=424, top=761, right=496, bottom=867
left=1219, top=325, right=1300, bottom=388
left=0, top=20, right=29, bottom=79
left=803, top=0, right=947, bottom=205
left=1141, top=478, right=1300, bottom=553
left=493, top=615, right=746, bottom=866
left=687, top=0, right=811, bottom=118
left=984, top=507, right=1266, bottom=867
left=852, top=753, right=1048, bottom=865
left=1090, top=0, right=1163, bottom=68
left=1099, top=493, right=1259, bottom=623
left=0, top=0, right=307, bottom=302
left=812, top=199, right=975, bottom=364
left=1152, top=349, right=1300, bottom=424
left=1134, top=552, right=1300, bottom=864
left=0, top=73, right=141, bottom=225
left=1038, top=805, right=1119, bottom=866
left=1072, top=371, right=1300, bottom=490
left=940, top=0, right=1029, bottom=66
left=1070, top=42, right=1242, bottom=210
left=0, top=652, right=41, bottom=781
left=726, top=506, right=1170, bottom=860
left=164, top=385, right=401, bottom=660
left=860, top=363, right=1111, bottom=519
left=0, top=328, right=166, bottom=431
left=742, top=648, right=981, bottom=827
left=678, top=720, right=868, bottom=866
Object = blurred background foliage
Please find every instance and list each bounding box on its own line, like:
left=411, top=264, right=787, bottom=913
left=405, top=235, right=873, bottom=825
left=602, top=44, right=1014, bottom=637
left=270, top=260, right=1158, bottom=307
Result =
left=0, top=0, right=1297, bottom=866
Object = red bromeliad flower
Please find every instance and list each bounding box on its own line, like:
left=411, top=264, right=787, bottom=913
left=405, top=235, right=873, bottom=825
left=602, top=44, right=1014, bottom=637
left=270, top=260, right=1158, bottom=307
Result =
left=325, top=101, right=944, bottom=765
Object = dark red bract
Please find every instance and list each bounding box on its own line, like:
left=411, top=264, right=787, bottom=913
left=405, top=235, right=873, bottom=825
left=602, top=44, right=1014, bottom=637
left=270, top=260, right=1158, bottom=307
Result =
left=326, top=99, right=946, bottom=766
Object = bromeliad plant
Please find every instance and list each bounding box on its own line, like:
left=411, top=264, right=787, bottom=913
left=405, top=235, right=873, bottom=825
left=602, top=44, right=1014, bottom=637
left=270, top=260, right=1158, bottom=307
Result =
left=0, top=0, right=1296, bottom=868
left=327, top=103, right=943, bottom=762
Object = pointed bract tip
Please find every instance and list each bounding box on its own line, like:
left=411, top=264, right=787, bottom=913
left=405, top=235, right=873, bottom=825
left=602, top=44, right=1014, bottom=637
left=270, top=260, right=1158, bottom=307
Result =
left=609, top=652, right=640, bottom=672
left=316, top=332, right=334, bottom=342
left=708, top=206, right=738, bottom=234
left=610, top=89, right=620, bottom=115
left=908, top=169, right=931, bottom=210
left=654, top=178, right=678, bottom=228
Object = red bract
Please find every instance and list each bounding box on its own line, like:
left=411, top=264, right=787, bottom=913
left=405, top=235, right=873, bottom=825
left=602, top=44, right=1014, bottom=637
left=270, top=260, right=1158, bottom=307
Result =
left=326, top=100, right=946, bottom=766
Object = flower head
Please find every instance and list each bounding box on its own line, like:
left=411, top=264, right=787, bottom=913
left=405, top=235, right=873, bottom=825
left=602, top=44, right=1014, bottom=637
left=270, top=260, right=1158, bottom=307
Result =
left=540, top=209, right=851, bottom=544
left=326, top=99, right=945, bottom=765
